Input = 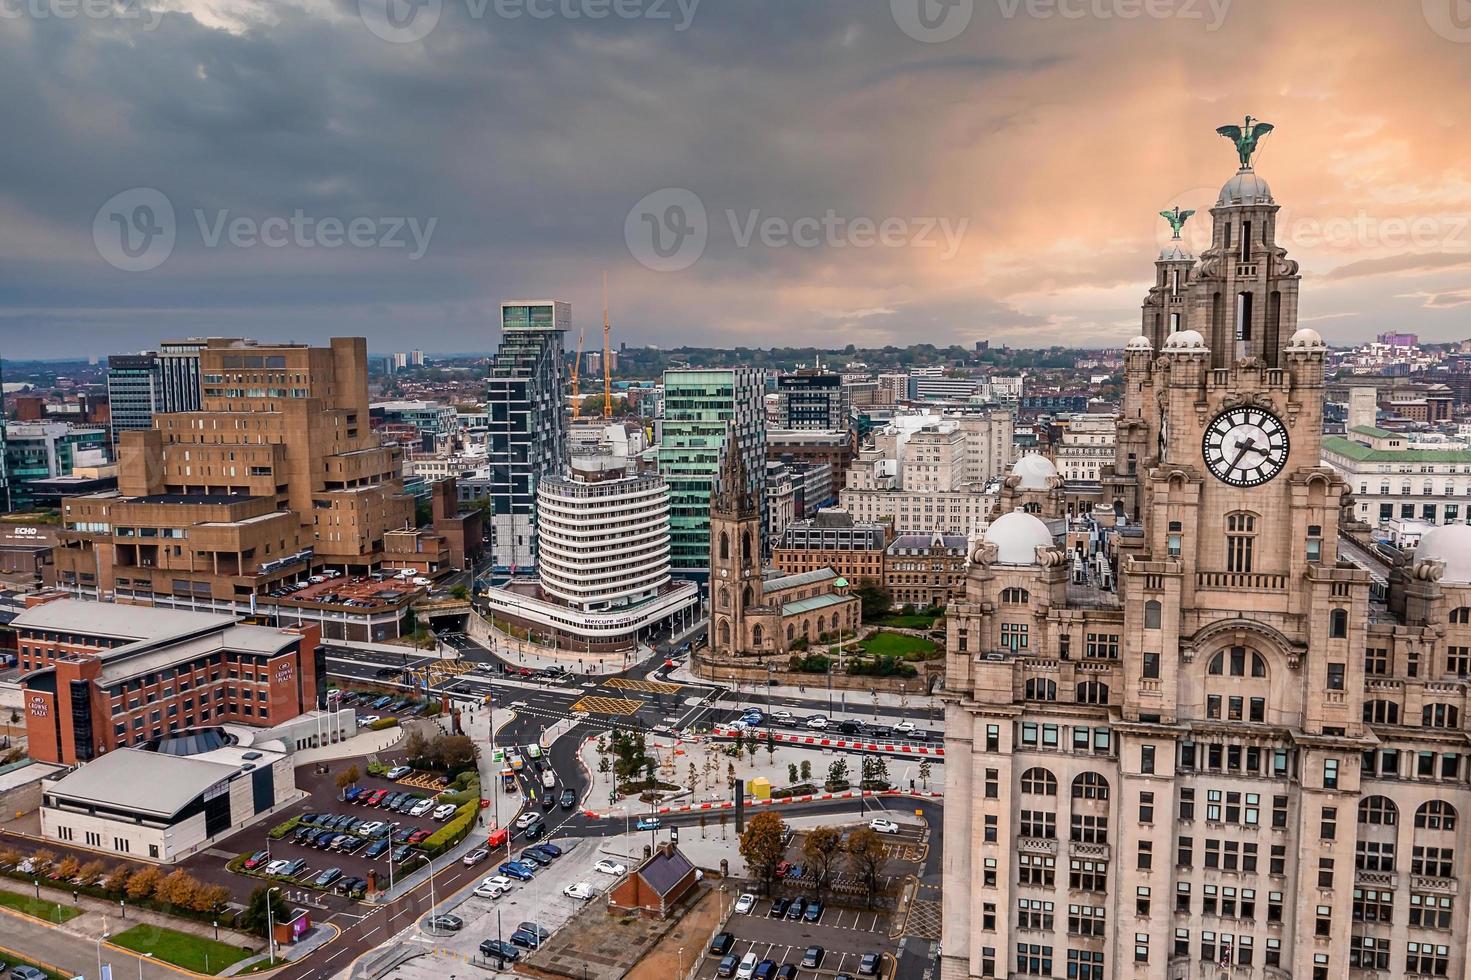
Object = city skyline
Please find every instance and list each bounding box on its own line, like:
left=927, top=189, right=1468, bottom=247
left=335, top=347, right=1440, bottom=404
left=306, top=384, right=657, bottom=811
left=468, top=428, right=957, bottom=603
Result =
left=3, top=2, right=1471, bottom=358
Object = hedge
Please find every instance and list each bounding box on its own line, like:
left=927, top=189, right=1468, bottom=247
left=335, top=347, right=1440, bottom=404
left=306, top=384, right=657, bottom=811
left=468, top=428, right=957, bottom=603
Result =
left=267, top=816, right=303, bottom=840
left=419, top=801, right=479, bottom=858
left=367, top=717, right=400, bottom=731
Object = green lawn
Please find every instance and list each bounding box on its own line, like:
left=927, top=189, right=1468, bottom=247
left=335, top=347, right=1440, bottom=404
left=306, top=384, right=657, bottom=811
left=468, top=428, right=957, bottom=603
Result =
left=861, top=631, right=942, bottom=660
left=111, top=924, right=254, bottom=975
left=872, top=613, right=941, bottom=629
left=0, top=888, right=84, bottom=923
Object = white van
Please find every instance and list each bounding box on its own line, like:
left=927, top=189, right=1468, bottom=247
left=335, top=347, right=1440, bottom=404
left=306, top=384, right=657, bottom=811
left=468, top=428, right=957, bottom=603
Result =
left=735, top=952, right=759, bottom=980
left=541, top=769, right=556, bottom=790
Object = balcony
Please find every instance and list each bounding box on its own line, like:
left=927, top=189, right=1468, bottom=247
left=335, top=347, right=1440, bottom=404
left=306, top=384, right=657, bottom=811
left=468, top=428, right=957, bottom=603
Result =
left=1410, top=874, right=1458, bottom=894
left=1017, top=837, right=1058, bottom=856
left=1069, top=841, right=1110, bottom=861
left=1355, top=869, right=1397, bottom=888
left=1196, top=571, right=1286, bottom=591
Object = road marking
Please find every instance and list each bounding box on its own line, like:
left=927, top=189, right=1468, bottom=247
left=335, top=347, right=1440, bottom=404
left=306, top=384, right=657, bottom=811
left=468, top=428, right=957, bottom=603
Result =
left=605, top=677, right=683, bottom=695
left=570, top=695, right=643, bottom=716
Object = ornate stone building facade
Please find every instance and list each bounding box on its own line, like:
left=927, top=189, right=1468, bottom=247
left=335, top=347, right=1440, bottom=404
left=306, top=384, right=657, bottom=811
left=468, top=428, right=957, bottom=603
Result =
left=942, top=124, right=1471, bottom=980
left=708, top=447, right=860, bottom=658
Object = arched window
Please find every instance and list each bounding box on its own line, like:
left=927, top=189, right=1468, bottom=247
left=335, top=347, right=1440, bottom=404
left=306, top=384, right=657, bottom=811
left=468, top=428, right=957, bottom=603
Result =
left=719, top=531, right=730, bottom=561
left=1023, top=678, right=1057, bottom=702
left=817, top=616, right=826, bottom=636
left=742, top=530, right=753, bottom=568
left=1358, top=796, right=1398, bottom=826
left=717, top=620, right=731, bottom=648
left=1225, top=512, right=1257, bottom=573
left=742, top=585, right=753, bottom=608
left=1076, top=681, right=1110, bottom=706
left=1452, top=607, right=1471, bottom=625
left=786, top=624, right=795, bottom=642
left=1208, top=647, right=1266, bottom=677
left=1329, top=608, right=1348, bottom=639
left=1416, top=801, right=1457, bottom=831
left=1072, top=772, right=1109, bottom=800
left=1001, top=588, right=1030, bottom=605
left=1020, top=767, right=1057, bottom=795
left=1144, top=600, right=1162, bottom=630
left=1023, top=502, right=1042, bottom=514
left=1423, top=703, right=1460, bottom=728
left=1364, top=700, right=1400, bottom=724
left=719, top=587, right=730, bottom=609
left=751, top=625, right=764, bottom=647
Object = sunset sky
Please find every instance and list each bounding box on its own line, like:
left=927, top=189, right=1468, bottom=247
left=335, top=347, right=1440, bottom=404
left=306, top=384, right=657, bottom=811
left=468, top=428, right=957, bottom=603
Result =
left=1, top=0, right=1469, bottom=357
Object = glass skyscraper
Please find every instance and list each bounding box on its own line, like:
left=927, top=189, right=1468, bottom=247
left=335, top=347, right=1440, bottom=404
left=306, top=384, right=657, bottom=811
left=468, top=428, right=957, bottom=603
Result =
left=658, top=367, right=766, bottom=581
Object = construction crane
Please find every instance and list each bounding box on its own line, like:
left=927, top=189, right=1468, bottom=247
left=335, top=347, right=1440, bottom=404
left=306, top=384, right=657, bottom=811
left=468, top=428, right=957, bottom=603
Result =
left=602, top=271, right=613, bottom=419
left=570, top=328, right=586, bottom=419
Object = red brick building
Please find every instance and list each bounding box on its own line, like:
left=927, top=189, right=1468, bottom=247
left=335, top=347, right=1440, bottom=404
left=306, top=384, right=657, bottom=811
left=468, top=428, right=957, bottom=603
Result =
left=608, top=843, right=699, bottom=919
left=17, top=597, right=321, bottom=766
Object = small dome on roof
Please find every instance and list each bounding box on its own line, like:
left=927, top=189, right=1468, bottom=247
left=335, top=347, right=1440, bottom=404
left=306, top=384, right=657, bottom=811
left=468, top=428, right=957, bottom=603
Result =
left=833, top=577, right=848, bottom=588
left=1415, top=523, right=1471, bottom=585
left=983, top=511, right=1055, bottom=566
left=1286, top=326, right=1325, bottom=349
left=1158, top=243, right=1193, bottom=262
left=1125, top=335, right=1153, bottom=352
left=1011, top=453, right=1058, bottom=491
left=1163, top=329, right=1207, bottom=350
left=1218, top=169, right=1273, bottom=207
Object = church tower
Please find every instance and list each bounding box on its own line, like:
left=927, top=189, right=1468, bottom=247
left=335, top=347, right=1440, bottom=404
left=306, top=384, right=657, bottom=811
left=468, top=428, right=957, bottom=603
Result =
left=708, top=439, right=762, bottom=657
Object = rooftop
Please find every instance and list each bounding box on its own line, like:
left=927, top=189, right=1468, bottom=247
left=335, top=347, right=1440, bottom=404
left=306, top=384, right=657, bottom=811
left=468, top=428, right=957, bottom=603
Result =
left=13, top=599, right=234, bottom=642
left=1322, top=435, right=1471, bottom=464
left=636, top=845, right=696, bottom=897
left=781, top=592, right=851, bottom=617
left=762, top=567, right=838, bottom=594
left=45, top=748, right=239, bottom=819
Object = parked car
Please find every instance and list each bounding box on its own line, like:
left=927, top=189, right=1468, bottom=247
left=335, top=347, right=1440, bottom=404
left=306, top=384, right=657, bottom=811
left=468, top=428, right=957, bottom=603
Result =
left=803, top=900, right=823, bottom=923
left=753, top=960, right=777, bottom=980
left=870, top=818, right=901, bottom=835
left=785, top=897, right=806, bottom=920
left=425, top=913, right=464, bottom=932
left=433, top=803, right=458, bottom=821
left=594, top=859, right=626, bottom=876
left=768, top=897, right=790, bottom=918
left=859, top=953, right=882, bottom=976
left=243, top=850, right=269, bottom=870
left=409, top=799, right=435, bottom=817
left=734, top=892, right=756, bottom=914
left=357, top=820, right=387, bottom=837
left=801, top=947, right=825, bottom=969
left=530, top=841, right=562, bottom=857
left=343, top=787, right=364, bottom=803
left=736, top=953, right=760, bottom=980
left=391, top=845, right=416, bottom=863
left=262, top=859, right=289, bottom=876
left=717, top=954, right=740, bottom=978
left=510, top=928, right=542, bottom=948
left=776, top=966, right=797, bottom=980
left=519, top=848, right=552, bottom=867
left=406, top=829, right=431, bottom=844
left=480, top=939, right=519, bottom=963
left=519, top=923, right=551, bottom=942
left=473, top=875, right=513, bottom=899
left=498, top=862, right=535, bottom=881
left=313, top=868, right=342, bottom=888
left=364, top=839, right=391, bottom=859
left=386, top=765, right=413, bottom=780
left=709, top=932, right=735, bottom=956
left=11, top=967, right=48, bottom=980
left=563, top=882, right=592, bottom=901
left=280, top=858, right=306, bottom=877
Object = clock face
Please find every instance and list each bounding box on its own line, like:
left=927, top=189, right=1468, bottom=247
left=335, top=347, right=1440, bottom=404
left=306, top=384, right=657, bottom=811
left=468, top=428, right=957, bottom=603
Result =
left=1202, top=407, right=1290, bottom=487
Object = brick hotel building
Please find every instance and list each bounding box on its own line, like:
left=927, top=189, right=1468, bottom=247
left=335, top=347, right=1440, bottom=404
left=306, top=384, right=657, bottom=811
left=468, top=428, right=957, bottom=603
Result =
left=18, top=597, right=321, bottom=766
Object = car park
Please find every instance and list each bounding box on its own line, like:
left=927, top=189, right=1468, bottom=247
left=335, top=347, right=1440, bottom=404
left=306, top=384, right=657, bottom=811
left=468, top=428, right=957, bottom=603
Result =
left=870, top=818, right=901, bottom=835
left=563, top=882, right=592, bottom=900
left=386, top=765, right=412, bottom=780
left=734, top=892, right=755, bottom=914
left=425, top=913, right=464, bottom=932
left=594, top=859, right=625, bottom=876
left=463, top=848, right=489, bottom=866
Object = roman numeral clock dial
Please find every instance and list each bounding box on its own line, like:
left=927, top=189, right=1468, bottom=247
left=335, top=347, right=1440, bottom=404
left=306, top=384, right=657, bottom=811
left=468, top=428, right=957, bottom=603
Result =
left=1202, top=408, right=1289, bottom=487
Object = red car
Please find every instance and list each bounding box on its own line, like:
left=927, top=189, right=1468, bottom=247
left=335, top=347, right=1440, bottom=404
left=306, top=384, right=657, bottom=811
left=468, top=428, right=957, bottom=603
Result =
left=366, top=789, right=388, bottom=806
left=775, top=860, right=792, bottom=879
left=407, top=829, right=432, bottom=844
left=243, top=849, right=269, bottom=869
left=518, top=667, right=534, bottom=677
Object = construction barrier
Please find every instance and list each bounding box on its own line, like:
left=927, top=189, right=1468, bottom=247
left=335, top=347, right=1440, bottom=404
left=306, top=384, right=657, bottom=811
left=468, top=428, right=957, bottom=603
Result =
left=708, top=725, right=944, bottom=758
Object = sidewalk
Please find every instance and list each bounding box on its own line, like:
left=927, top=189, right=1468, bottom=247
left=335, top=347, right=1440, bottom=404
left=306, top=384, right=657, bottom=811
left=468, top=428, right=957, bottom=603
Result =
left=466, top=609, right=656, bottom=676
left=666, top=658, right=941, bottom=711
left=291, top=724, right=405, bottom=767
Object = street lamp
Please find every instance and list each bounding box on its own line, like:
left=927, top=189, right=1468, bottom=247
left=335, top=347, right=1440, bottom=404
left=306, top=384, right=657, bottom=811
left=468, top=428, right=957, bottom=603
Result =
left=678, top=946, right=685, bottom=978
left=266, top=886, right=281, bottom=965
left=137, top=951, right=153, bottom=980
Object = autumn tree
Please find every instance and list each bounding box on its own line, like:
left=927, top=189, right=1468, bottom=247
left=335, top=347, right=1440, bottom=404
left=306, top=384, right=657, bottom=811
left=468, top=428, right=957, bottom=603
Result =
left=802, top=826, right=843, bottom=897
left=126, top=866, right=162, bottom=901
left=78, top=860, right=106, bottom=887
left=103, top=866, right=133, bottom=894
left=31, top=849, right=57, bottom=876
left=845, top=827, right=887, bottom=907
left=345, top=764, right=361, bottom=786
left=155, top=869, right=199, bottom=908
left=739, top=812, right=789, bottom=895
left=54, top=856, right=82, bottom=882
left=0, top=847, right=19, bottom=869
left=194, top=883, right=233, bottom=914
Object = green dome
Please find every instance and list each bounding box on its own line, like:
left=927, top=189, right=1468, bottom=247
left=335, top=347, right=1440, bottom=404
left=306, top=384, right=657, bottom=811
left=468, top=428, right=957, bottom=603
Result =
left=834, top=577, right=849, bottom=588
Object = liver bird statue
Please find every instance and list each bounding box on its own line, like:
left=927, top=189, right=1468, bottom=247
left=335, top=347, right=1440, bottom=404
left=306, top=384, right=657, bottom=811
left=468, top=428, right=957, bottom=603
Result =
left=1217, top=115, right=1274, bottom=170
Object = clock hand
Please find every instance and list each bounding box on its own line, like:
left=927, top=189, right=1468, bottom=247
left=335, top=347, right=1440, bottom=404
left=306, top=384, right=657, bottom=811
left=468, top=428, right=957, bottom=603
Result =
left=1226, top=438, right=1257, bottom=473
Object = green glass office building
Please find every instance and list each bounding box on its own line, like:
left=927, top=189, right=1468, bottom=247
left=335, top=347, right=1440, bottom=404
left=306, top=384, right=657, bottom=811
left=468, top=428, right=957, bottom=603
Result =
left=658, top=367, right=765, bottom=581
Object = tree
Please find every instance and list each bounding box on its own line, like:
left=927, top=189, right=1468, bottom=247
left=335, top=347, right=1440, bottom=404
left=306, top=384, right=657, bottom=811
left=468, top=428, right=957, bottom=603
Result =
left=918, top=758, right=932, bottom=790
left=727, top=761, right=736, bottom=789
left=403, top=729, right=431, bottom=761
left=31, top=849, right=56, bottom=877
left=240, top=886, right=292, bottom=938
left=765, top=732, right=776, bottom=762
left=155, top=869, right=199, bottom=908
left=800, top=760, right=812, bottom=782
left=0, top=847, right=18, bottom=870
left=78, top=860, right=106, bottom=887
left=746, top=736, right=759, bottom=762
left=787, top=763, right=799, bottom=784
left=826, top=757, right=850, bottom=790
left=103, top=865, right=132, bottom=894
left=335, top=770, right=354, bottom=795
left=802, top=826, right=843, bottom=897
left=345, top=764, right=361, bottom=786
left=739, top=812, right=789, bottom=895
left=54, top=856, right=81, bottom=882
left=854, top=584, right=892, bottom=621
left=598, top=757, right=611, bottom=781
left=126, top=866, right=162, bottom=901
left=845, top=827, right=887, bottom=907
left=450, top=584, right=470, bottom=601
left=688, top=762, right=698, bottom=793
left=194, top=883, right=232, bottom=914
